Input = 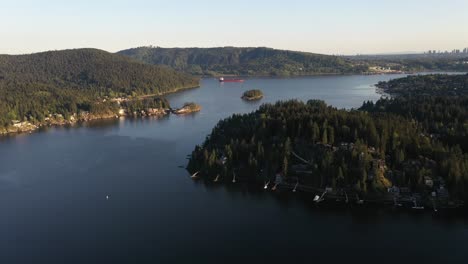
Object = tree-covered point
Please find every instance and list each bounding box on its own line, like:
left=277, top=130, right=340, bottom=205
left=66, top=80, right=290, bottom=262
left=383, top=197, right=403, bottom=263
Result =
left=0, top=49, right=199, bottom=128
left=187, top=100, right=468, bottom=202
left=120, top=97, right=171, bottom=114
left=242, top=89, right=264, bottom=100
left=118, top=46, right=367, bottom=76
left=376, top=74, right=468, bottom=96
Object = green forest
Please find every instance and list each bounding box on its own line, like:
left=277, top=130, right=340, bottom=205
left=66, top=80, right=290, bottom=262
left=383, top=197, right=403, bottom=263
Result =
left=363, top=73, right=468, bottom=160
left=118, top=47, right=366, bottom=76
left=0, top=49, right=199, bottom=128
left=120, top=97, right=171, bottom=115
left=187, top=74, right=468, bottom=205
left=375, top=73, right=468, bottom=96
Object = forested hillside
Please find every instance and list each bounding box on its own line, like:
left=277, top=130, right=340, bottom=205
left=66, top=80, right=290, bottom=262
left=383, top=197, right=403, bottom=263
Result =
left=0, top=49, right=199, bottom=128
left=118, top=46, right=366, bottom=76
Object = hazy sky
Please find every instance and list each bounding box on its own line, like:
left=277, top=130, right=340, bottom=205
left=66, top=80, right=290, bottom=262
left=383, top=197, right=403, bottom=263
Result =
left=1, top=0, right=467, bottom=55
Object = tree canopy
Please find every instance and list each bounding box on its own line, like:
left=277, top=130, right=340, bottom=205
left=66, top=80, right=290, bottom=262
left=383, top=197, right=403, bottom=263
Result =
left=188, top=74, right=468, bottom=204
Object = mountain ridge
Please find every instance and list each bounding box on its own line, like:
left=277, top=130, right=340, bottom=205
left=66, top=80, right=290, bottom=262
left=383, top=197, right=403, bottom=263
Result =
left=117, top=46, right=366, bottom=76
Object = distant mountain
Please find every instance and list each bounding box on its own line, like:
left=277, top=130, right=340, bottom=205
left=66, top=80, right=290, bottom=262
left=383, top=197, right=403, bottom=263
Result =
left=0, top=48, right=199, bottom=128
left=117, top=47, right=366, bottom=76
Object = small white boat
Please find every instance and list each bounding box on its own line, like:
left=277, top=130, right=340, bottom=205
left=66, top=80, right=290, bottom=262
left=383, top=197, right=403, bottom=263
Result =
left=314, top=191, right=327, bottom=203
left=292, top=181, right=299, bottom=193
left=191, top=171, right=200, bottom=178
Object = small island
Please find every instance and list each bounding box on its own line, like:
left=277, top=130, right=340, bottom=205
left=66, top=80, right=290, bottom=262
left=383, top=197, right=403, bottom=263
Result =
left=241, top=89, right=264, bottom=101
left=173, top=102, right=202, bottom=114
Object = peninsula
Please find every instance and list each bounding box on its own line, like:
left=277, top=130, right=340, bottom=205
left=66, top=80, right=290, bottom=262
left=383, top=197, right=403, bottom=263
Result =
left=187, top=74, right=468, bottom=210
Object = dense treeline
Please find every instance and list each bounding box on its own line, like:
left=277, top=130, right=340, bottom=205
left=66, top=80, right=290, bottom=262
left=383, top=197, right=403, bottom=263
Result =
left=361, top=96, right=468, bottom=152
left=363, top=74, right=468, bottom=153
left=0, top=49, right=199, bottom=128
left=120, top=97, right=171, bottom=114
left=348, top=54, right=468, bottom=72
left=376, top=74, right=468, bottom=96
left=118, top=47, right=366, bottom=76
left=188, top=100, right=468, bottom=202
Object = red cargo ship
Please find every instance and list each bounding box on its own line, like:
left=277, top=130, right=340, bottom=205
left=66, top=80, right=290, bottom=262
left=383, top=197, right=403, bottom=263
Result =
left=219, top=77, right=244, bottom=83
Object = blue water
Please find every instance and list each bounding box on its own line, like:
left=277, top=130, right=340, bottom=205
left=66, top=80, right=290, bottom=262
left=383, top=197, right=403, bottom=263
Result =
left=0, top=75, right=467, bottom=263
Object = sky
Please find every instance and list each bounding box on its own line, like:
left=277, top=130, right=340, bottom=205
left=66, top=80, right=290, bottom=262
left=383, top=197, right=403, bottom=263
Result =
left=1, top=0, right=468, bottom=55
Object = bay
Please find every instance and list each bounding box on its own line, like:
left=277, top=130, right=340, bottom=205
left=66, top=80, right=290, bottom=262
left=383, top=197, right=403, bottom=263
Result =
left=1, top=74, right=467, bottom=263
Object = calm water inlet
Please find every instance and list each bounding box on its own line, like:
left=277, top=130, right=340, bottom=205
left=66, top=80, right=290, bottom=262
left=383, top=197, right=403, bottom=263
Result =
left=1, top=75, right=467, bottom=263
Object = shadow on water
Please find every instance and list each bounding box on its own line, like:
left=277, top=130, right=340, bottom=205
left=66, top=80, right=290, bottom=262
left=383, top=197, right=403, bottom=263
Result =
left=192, top=177, right=468, bottom=225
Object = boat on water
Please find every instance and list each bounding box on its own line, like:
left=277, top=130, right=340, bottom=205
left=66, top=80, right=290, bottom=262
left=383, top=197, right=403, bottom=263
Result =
left=219, top=77, right=244, bottom=83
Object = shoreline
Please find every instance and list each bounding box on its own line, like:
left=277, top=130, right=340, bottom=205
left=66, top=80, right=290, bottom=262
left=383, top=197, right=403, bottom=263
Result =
left=0, top=113, right=121, bottom=136
left=197, top=70, right=467, bottom=79
left=0, top=84, right=200, bottom=137
left=2, top=71, right=463, bottom=137
left=0, top=111, right=172, bottom=137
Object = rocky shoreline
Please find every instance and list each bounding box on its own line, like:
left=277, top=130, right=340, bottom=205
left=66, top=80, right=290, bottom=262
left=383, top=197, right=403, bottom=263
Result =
left=0, top=107, right=171, bottom=136
left=172, top=103, right=202, bottom=115
left=241, top=95, right=264, bottom=101
left=0, top=102, right=204, bottom=136
left=0, top=112, right=119, bottom=135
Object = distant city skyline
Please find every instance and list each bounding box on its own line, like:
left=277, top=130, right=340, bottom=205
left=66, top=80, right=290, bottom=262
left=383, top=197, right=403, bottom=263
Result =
left=1, top=0, right=468, bottom=55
